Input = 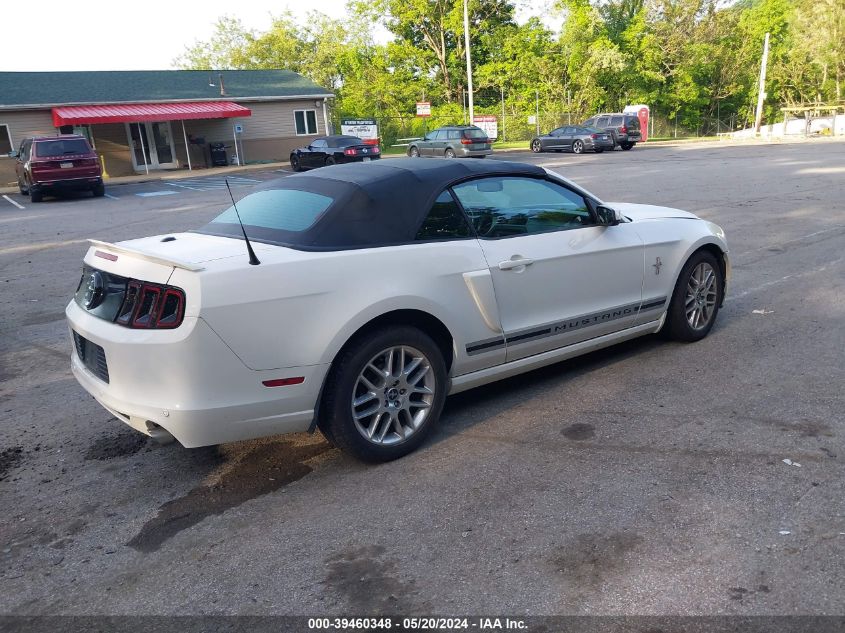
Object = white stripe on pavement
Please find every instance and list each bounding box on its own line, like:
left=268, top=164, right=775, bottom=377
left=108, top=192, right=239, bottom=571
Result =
left=104, top=193, right=119, bottom=200
left=136, top=191, right=178, bottom=197
left=2, top=195, right=25, bottom=210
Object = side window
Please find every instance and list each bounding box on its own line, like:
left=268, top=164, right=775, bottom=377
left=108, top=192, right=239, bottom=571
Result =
left=311, top=139, right=326, bottom=149
left=564, top=127, right=577, bottom=134
left=583, top=119, right=595, bottom=127
left=415, top=190, right=472, bottom=241
left=596, top=117, right=609, bottom=128
left=451, top=176, right=595, bottom=238
left=432, top=130, right=446, bottom=140
left=448, top=130, right=461, bottom=140
left=550, top=128, right=565, bottom=136
left=294, top=110, right=318, bottom=135
left=0, top=124, right=12, bottom=155
left=610, top=116, right=623, bottom=127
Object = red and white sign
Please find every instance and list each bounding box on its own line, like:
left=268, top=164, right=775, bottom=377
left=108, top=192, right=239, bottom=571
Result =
left=472, top=115, right=498, bottom=140
left=623, top=104, right=650, bottom=141
left=416, top=102, right=431, bottom=117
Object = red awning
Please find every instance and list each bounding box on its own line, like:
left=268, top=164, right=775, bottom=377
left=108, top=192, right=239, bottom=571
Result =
left=52, top=102, right=252, bottom=126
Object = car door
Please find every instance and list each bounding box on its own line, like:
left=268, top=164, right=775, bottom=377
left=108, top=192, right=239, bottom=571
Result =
left=307, top=139, right=327, bottom=166
left=545, top=128, right=564, bottom=150
left=419, top=131, right=434, bottom=156
left=451, top=175, right=645, bottom=362
left=561, top=127, right=578, bottom=150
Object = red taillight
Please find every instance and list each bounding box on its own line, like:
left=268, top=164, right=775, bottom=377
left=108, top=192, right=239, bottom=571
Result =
left=116, top=280, right=185, bottom=329
left=372, top=146, right=380, bottom=153
left=344, top=148, right=357, bottom=156
left=620, top=126, right=628, bottom=134
left=590, top=134, right=598, bottom=139
left=461, top=138, right=473, bottom=145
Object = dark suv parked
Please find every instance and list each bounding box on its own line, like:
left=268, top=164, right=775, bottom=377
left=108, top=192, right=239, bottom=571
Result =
left=582, top=113, right=642, bottom=150
left=12, top=135, right=104, bottom=202
left=407, top=125, right=492, bottom=158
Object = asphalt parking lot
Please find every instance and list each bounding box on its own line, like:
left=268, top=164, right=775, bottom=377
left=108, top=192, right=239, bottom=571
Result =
left=1, top=140, right=844, bottom=617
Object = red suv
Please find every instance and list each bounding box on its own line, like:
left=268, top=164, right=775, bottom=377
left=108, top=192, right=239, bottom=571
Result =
left=13, top=135, right=104, bottom=202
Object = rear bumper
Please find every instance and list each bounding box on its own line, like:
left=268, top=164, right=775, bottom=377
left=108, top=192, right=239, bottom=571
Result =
left=66, top=300, right=328, bottom=447
left=586, top=139, right=615, bottom=150
left=33, top=176, right=101, bottom=190
left=458, top=148, right=492, bottom=157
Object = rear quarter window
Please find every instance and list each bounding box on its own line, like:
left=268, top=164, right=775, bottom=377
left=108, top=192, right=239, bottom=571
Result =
left=207, top=189, right=334, bottom=233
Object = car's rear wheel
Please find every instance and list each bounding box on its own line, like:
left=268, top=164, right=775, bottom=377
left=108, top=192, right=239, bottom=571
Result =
left=664, top=250, right=724, bottom=342
left=531, top=139, right=542, bottom=153
left=290, top=154, right=301, bottom=172
left=30, top=186, right=43, bottom=203
left=594, top=148, right=604, bottom=154
left=320, top=326, right=447, bottom=462
left=444, top=148, right=456, bottom=158
left=92, top=181, right=105, bottom=197
left=408, top=146, right=420, bottom=157
left=621, top=142, right=634, bottom=150
left=572, top=140, right=584, bottom=154
left=325, top=156, right=336, bottom=166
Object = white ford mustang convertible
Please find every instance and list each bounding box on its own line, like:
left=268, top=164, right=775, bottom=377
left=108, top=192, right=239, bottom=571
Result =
left=67, top=159, right=729, bottom=461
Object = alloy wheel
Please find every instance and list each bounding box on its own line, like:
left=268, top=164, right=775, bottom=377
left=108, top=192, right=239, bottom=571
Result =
left=685, top=262, right=718, bottom=330
left=572, top=141, right=583, bottom=154
left=351, top=345, right=435, bottom=446
left=531, top=140, right=542, bottom=153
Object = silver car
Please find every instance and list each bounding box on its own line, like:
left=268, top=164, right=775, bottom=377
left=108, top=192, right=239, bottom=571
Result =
left=407, top=125, right=492, bottom=158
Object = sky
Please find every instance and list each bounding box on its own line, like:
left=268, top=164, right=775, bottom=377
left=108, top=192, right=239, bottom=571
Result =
left=1, top=0, right=563, bottom=72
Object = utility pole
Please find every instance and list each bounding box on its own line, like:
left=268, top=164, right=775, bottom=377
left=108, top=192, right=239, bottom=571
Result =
left=535, top=89, right=540, bottom=136
left=501, top=85, right=506, bottom=142
left=754, top=32, right=770, bottom=135
left=463, top=0, right=474, bottom=124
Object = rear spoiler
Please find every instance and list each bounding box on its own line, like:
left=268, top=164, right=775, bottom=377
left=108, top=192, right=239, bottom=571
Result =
left=87, top=239, right=205, bottom=272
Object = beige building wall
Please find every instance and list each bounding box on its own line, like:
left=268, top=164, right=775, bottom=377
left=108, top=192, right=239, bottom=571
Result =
left=0, top=109, right=57, bottom=185
left=0, top=98, right=330, bottom=183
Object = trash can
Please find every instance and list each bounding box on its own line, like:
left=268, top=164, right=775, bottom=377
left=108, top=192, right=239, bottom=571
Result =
left=209, top=142, right=228, bottom=167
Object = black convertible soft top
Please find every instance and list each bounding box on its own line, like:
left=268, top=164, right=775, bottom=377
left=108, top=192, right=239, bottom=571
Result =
left=198, top=158, right=547, bottom=250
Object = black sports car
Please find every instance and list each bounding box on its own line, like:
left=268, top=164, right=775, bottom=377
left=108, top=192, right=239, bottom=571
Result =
left=290, top=135, right=381, bottom=171
left=530, top=126, right=614, bottom=154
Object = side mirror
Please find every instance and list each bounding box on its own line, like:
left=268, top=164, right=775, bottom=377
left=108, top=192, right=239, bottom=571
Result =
left=595, top=205, right=622, bottom=226
left=8, top=150, right=19, bottom=158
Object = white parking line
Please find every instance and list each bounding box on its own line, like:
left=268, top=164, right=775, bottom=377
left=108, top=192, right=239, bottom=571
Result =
left=104, top=193, right=119, bottom=200
left=2, top=195, right=25, bottom=210
left=164, top=176, right=262, bottom=192
left=136, top=191, right=178, bottom=197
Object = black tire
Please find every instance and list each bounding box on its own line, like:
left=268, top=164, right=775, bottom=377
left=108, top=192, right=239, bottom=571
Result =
left=444, top=148, right=456, bottom=158
left=325, top=156, right=336, bottom=166
left=18, top=178, right=28, bottom=195
left=621, top=142, right=634, bottom=151
left=290, top=154, right=302, bottom=172
left=572, top=140, right=584, bottom=154
left=30, top=187, right=43, bottom=203
left=408, top=146, right=420, bottom=158
left=319, top=325, right=448, bottom=462
left=531, top=139, right=542, bottom=153
left=664, top=250, right=724, bottom=342
left=594, top=148, right=604, bottom=154
left=92, top=181, right=105, bottom=197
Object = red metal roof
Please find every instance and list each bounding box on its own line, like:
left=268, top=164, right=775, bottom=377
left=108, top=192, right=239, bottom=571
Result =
left=52, top=102, right=252, bottom=126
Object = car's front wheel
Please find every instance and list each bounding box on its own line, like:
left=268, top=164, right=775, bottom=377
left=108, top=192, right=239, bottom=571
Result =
left=408, top=146, right=420, bottom=157
left=290, top=154, right=302, bottom=172
left=320, top=326, right=447, bottom=462
left=531, top=139, right=542, bottom=153
left=664, top=250, right=724, bottom=342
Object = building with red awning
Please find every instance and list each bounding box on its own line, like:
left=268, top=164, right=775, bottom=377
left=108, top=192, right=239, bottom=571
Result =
left=0, top=70, right=333, bottom=181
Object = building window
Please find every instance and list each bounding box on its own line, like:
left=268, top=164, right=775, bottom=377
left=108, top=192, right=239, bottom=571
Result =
left=0, top=124, right=12, bottom=156
left=294, top=110, right=318, bottom=136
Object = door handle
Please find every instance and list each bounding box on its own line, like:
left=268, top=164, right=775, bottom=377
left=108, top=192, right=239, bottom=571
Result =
left=498, top=257, right=534, bottom=270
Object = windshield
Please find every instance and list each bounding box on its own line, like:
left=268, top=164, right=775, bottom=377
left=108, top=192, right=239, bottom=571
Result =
left=35, top=139, right=90, bottom=157
left=204, top=189, right=334, bottom=234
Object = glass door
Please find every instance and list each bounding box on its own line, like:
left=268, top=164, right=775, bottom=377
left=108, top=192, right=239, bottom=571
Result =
left=126, top=121, right=177, bottom=171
